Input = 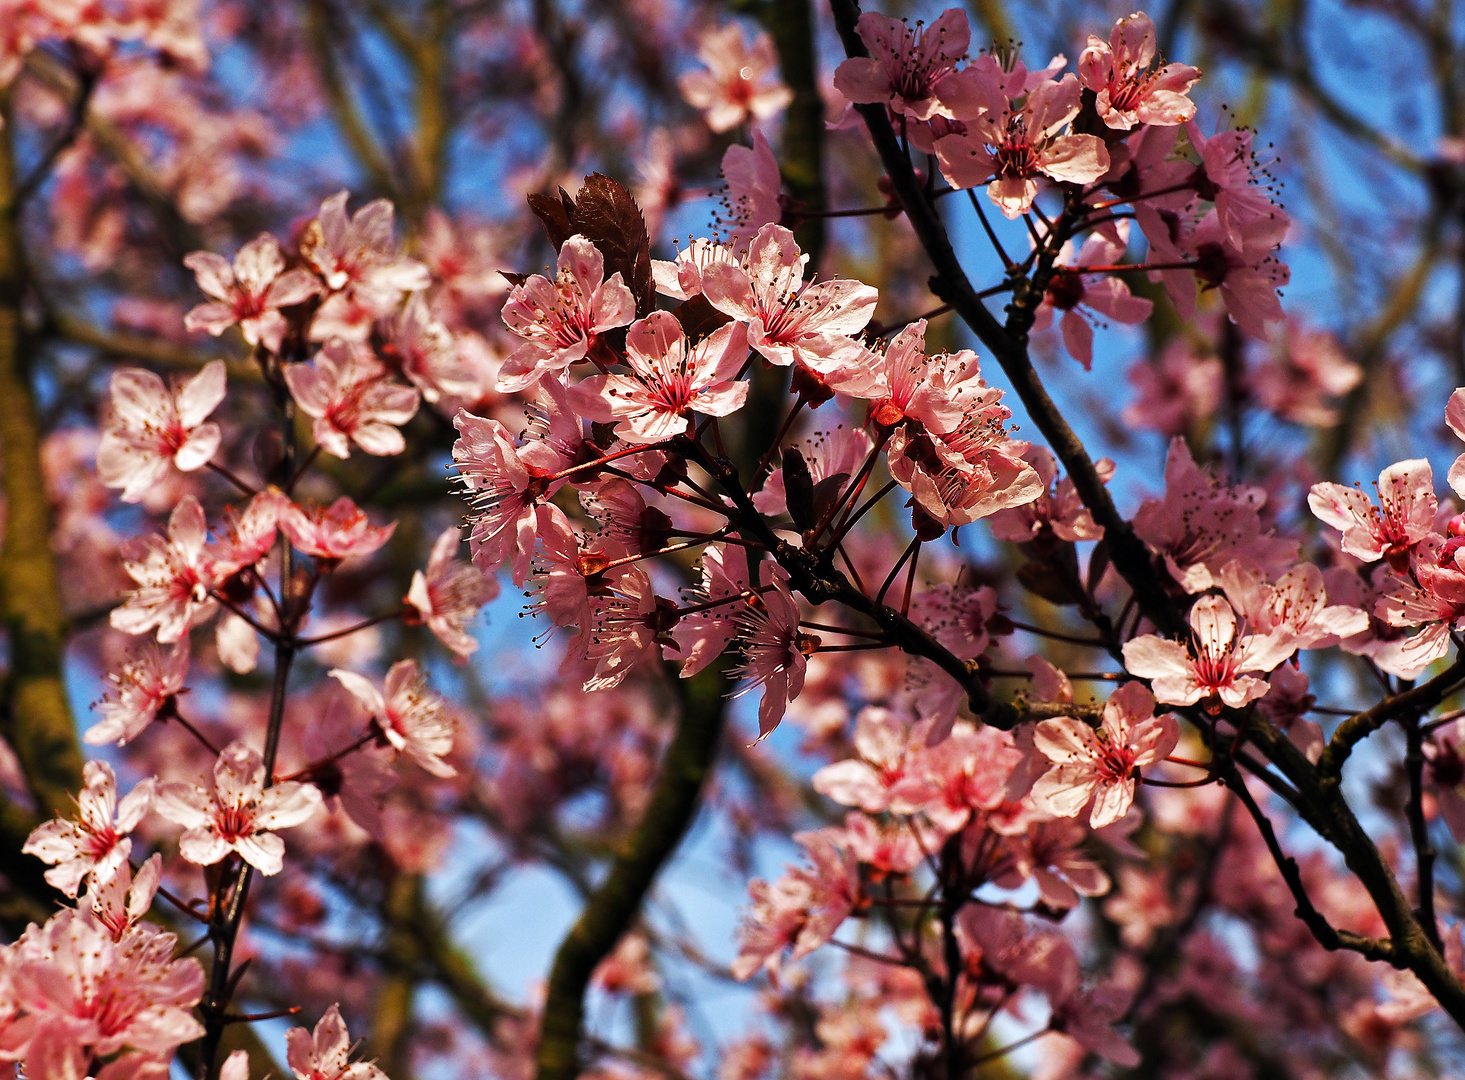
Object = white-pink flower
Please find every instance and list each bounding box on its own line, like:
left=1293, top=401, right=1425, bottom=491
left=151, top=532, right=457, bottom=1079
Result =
left=90, top=853, right=162, bottom=941
left=1077, top=12, right=1200, bottom=131
left=22, top=760, right=155, bottom=898
left=678, top=24, right=793, bottom=133
left=496, top=235, right=637, bottom=393
left=110, top=495, right=218, bottom=643
left=284, top=340, right=421, bottom=458
left=669, top=543, right=756, bottom=678
left=987, top=443, right=1112, bottom=542
left=303, top=191, right=431, bottom=341
left=572, top=313, right=750, bottom=442
left=1122, top=594, right=1293, bottom=711
left=729, top=565, right=815, bottom=740
left=183, top=233, right=322, bottom=352
left=96, top=360, right=226, bottom=503
left=843, top=318, right=991, bottom=429
left=833, top=9, right=971, bottom=122
left=702, top=224, right=877, bottom=377
left=330, top=660, right=458, bottom=778
left=85, top=641, right=189, bottom=746
left=405, top=526, right=497, bottom=657
left=934, top=74, right=1110, bottom=218
left=154, top=740, right=322, bottom=875
left=1030, top=682, right=1179, bottom=827
left=280, top=496, right=397, bottom=562
left=286, top=1003, right=389, bottom=1080
left=390, top=294, right=481, bottom=404
left=1309, top=460, right=1438, bottom=570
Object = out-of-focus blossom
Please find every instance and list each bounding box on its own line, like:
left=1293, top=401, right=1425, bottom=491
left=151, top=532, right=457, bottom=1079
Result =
left=286, top=1003, right=389, bottom=1080
left=678, top=24, right=792, bottom=133
left=330, top=660, right=458, bottom=778
left=284, top=340, right=421, bottom=458
left=97, top=360, right=226, bottom=502
left=22, top=761, right=155, bottom=898
left=405, top=526, right=497, bottom=657
left=280, top=497, right=396, bottom=563
left=183, top=234, right=320, bottom=351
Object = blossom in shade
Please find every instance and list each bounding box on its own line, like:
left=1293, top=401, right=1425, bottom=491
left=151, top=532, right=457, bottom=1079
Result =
left=677, top=24, right=793, bottom=133
left=330, top=660, right=458, bottom=778
left=811, top=706, right=924, bottom=813
left=154, top=739, right=322, bottom=875
left=90, top=853, right=162, bottom=941
left=496, top=235, right=637, bottom=392
left=390, top=294, right=480, bottom=404
left=286, top=1003, right=389, bottom=1080
left=1252, top=322, right=1362, bottom=426
left=405, top=526, right=497, bottom=657
left=1030, top=682, right=1180, bottom=827
left=670, top=543, right=756, bottom=677
left=1123, top=338, right=1224, bottom=436
left=1184, top=122, right=1287, bottom=251
left=85, top=641, right=189, bottom=746
left=987, top=443, right=1112, bottom=542
left=1308, top=459, right=1438, bottom=570
left=22, top=760, right=156, bottom=898
left=572, top=313, right=750, bottom=442
left=1077, top=12, right=1200, bottom=131
left=702, top=224, right=877, bottom=377
left=833, top=9, right=971, bottom=122
left=280, top=496, right=397, bottom=562
left=96, top=360, right=226, bottom=503
left=1122, top=594, right=1293, bottom=711
left=1033, top=222, right=1153, bottom=369
left=1448, top=387, right=1465, bottom=498
left=934, top=74, right=1109, bottom=218
left=110, top=495, right=218, bottom=643
left=0, top=908, right=204, bottom=1072
left=183, top=233, right=321, bottom=351
left=729, top=564, right=816, bottom=740
left=752, top=426, right=874, bottom=518
left=284, top=339, right=421, bottom=458
left=718, top=132, right=783, bottom=254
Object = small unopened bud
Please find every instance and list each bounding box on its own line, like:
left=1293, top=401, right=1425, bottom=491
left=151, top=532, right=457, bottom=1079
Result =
left=795, top=632, right=822, bottom=657
left=577, top=553, right=612, bottom=578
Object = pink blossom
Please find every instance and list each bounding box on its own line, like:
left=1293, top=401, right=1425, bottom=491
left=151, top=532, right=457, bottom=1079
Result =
left=284, top=340, right=421, bottom=458
left=96, top=360, right=226, bottom=503
left=1151, top=207, right=1289, bottom=339
left=1252, top=322, right=1362, bottom=426
left=652, top=237, right=737, bottom=302
left=1216, top=560, right=1369, bottom=650
left=1449, top=387, right=1465, bottom=498
left=90, top=854, right=162, bottom=941
left=1123, top=338, right=1224, bottom=436
left=988, top=443, right=1112, bottom=542
left=330, top=660, right=457, bottom=778
left=840, top=318, right=991, bottom=427
left=405, top=526, right=497, bottom=657
left=300, top=696, right=396, bottom=839
left=1077, top=12, right=1200, bottom=130
left=1, top=909, right=204, bottom=1069
left=1132, top=437, right=1298, bottom=592
left=1033, top=222, right=1153, bottom=368
left=280, top=496, right=397, bottom=562
left=887, top=721, right=1022, bottom=835
left=886, top=405, right=1043, bottom=530
left=22, top=761, right=155, bottom=898
left=183, top=233, right=321, bottom=352
left=154, top=739, right=322, bottom=875
left=811, top=706, right=925, bottom=812
left=1309, top=460, right=1437, bottom=569
left=207, top=488, right=288, bottom=579
left=729, top=565, right=816, bottom=740
left=702, top=224, right=877, bottom=377
left=730, top=829, right=860, bottom=980
left=578, top=567, right=666, bottom=692
left=717, top=132, right=783, bottom=254
left=1016, top=819, right=1112, bottom=909
left=572, top=313, right=750, bottom=442
left=677, top=24, right=792, bottom=133
left=389, top=294, right=480, bottom=404
left=729, top=875, right=815, bottom=982
left=85, top=641, right=189, bottom=746
left=496, top=236, right=637, bottom=393
left=110, top=495, right=218, bottom=643
left=670, top=543, right=755, bottom=678
left=934, top=74, right=1109, bottom=218
left=1185, top=122, right=1287, bottom=251
left=1030, top=682, right=1179, bottom=827
left=286, top=1003, right=388, bottom=1080
left=833, top=9, right=971, bottom=122
left=752, top=426, right=873, bottom=518
left=1123, top=594, right=1294, bottom=710
left=301, top=191, right=431, bottom=338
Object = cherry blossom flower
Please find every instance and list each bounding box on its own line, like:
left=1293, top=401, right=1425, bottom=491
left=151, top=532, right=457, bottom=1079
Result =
left=670, top=543, right=756, bottom=677
left=729, top=564, right=817, bottom=740
left=154, top=739, right=322, bottom=875
left=496, top=235, right=636, bottom=392
left=1309, top=459, right=1437, bottom=570
left=111, top=495, right=218, bottom=643
left=300, top=696, right=396, bottom=839
left=208, top=488, right=288, bottom=579
left=183, top=233, right=321, bottom=352
left=301, top=191, right=431, bottom=339
left=753, top=426, right=873, bottom=518
left=85, top=641, right=189, bottom=746
left=389, top=294, right=480, bottom=404
left=730, top=875, right=815, bottom=982
left=1077, top=12, right=1200, bottom=130
left=1217, top=560, right=1369, bottom=650
left=988, top=443, right=1112, bottom=542
left=677, top=23, right=793, bottom=133
left=1150, top=207, right=1289, bottom=339
left=811, top=706, right=925, bottom=812
left=1033, top=222, right=1153, bottom=368
left=330, top=660, right=458, bottom=778
left=96, top=360, right=226, bottom=503
left=1252, top=322, right=1362, bottom=426
left=1133, top=437, right=1298, bottom=592
left=1185, top=122, right=1287, bottom=251
left=578, top=567, right=668, bottom=692
left=284, top=340, right=421, bottom=458
left=652, top=236, right=737, bottom=302
left=702, top=224, right=877, bottom=378
left=1123, top=594, right=1293, bottom=710
left=22, top=760, right=156, bottom=898
left=833, top=9, right=971, bottom=122
left=840, top=318, right=990, bottom=428
left=90, top=854, right=162, bottom=941
left=280, top=496, right=397, bottom=562
left=1123, top=337, right=1224, bottom=436
left=1030, top=681, right=1180, bottom=827
left=285, top=1003, right=389, bottom=1080
left=572, top=313, right=750, bottom=442
left=934, top=74, right=1109, bottom=218
left=1448, top=387, right=1465, bottom=498
left=0, top=909, right=204, bottom=1071
left=405, top=526, right=497, bottom=657
left=718, top=132, right=783, bottom=254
